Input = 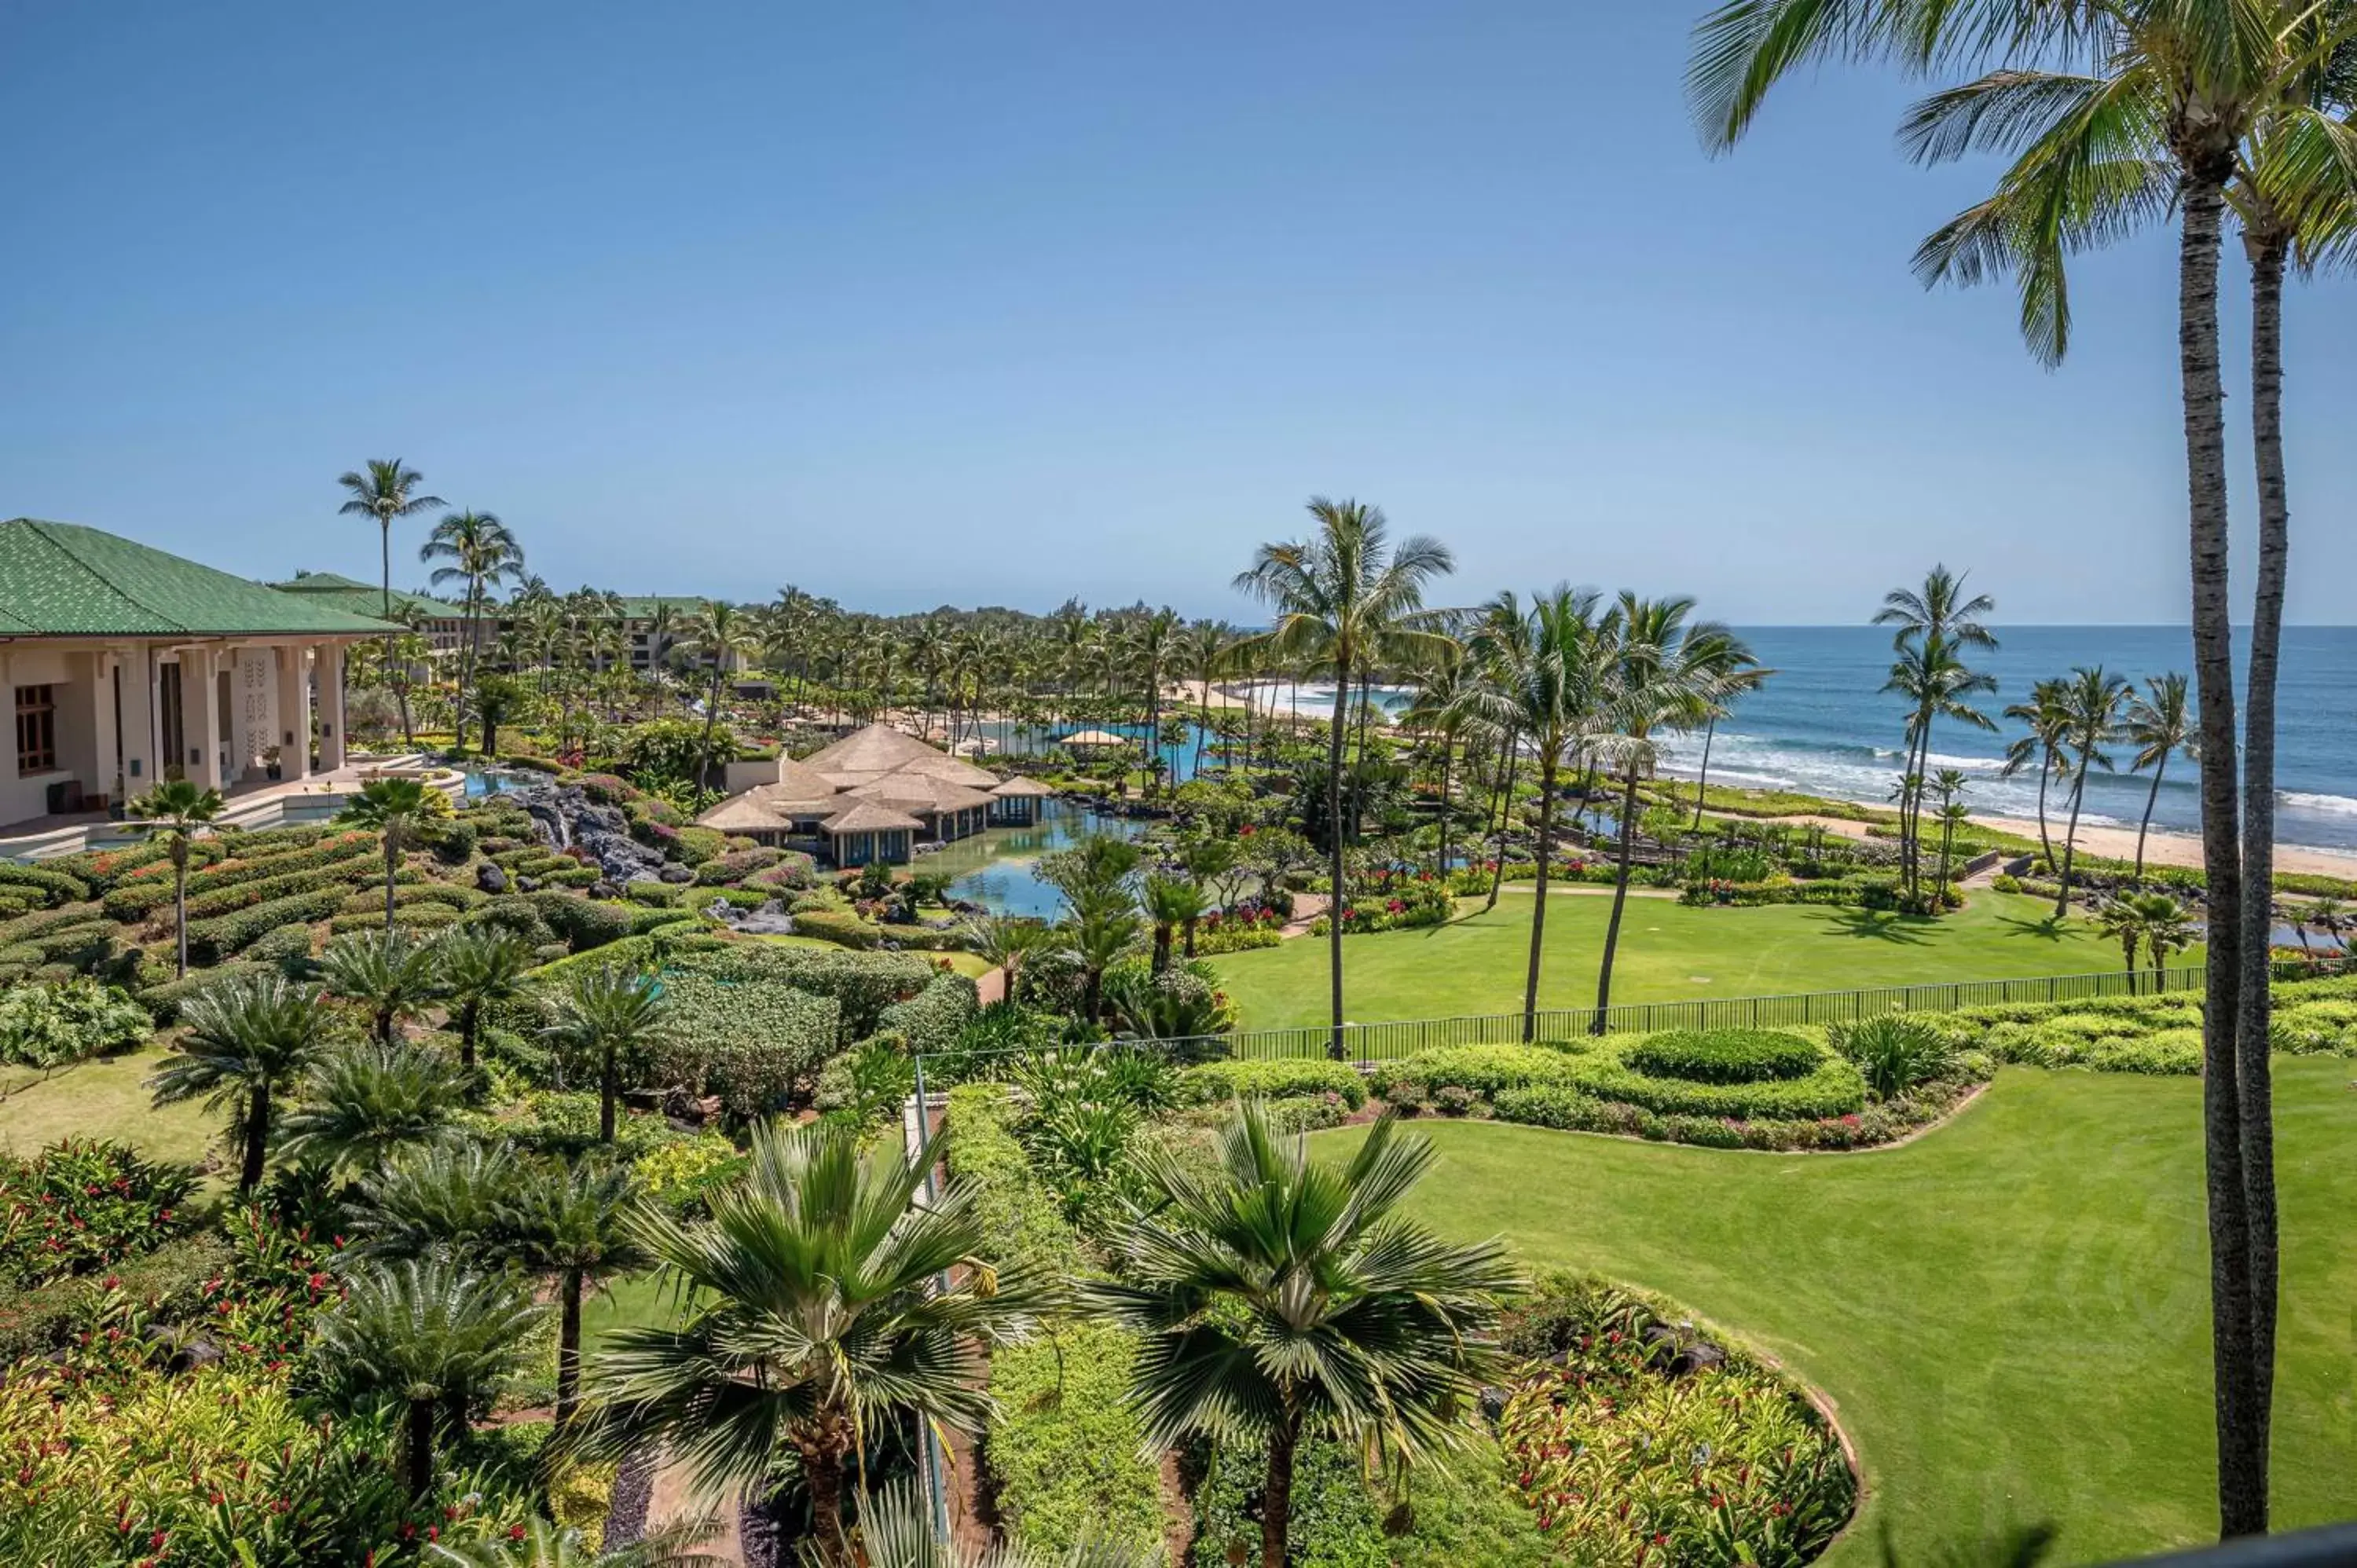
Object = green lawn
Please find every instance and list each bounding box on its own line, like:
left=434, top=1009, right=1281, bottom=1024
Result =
left=1319, top=1061, right=2357, bottom=1565
left=0, top=1046, right=218, bottom=1168
left=1213, top=889, right=2145, bottom=1029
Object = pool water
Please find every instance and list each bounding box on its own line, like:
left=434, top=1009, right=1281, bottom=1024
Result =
left=932, top=800, right=1149, bottom=920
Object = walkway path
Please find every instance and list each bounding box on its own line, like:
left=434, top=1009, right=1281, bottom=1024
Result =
left=645, top=1456, right=745, bottom=1565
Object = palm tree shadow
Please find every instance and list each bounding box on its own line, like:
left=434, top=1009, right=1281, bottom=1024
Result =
left=1807, top=907, right=1935, bottom=946
left=1994, top=913, right=2077, bottom=942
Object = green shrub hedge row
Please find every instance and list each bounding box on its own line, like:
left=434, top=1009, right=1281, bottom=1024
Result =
left=525, top=892, right=637, bottom=952
left=1557, top=1044, right=1866, bottom=1119
left=1369, top=1043, right=1587, bottom=1099
left=942, top=1083, right=1088, bottom=1277
left=787, top=907, right=885, bottom=950
left=984, top=1322, right=1166, bottom=1559
left=1177, top=1057, right=1366, bottom=1109
left=874, top=972, right=980, bottom=1057
left=1492, top=1083, right=1942, bottom=1151
left=185, top=888, right=352, bottom=963
left=164, top=855, right=381, bottom=924
left=664, top=945, right=939, bottom=1042
left=1622, top=1028, right=1824, bottom=1085
left=101, top=830, right=377, bottom=918
left=333, top=883, right=484, bottom=917
left=651, top=976, right=841, bottom=1118
left=0, top=862, right=93, bottom=907
left=0, top=902, right=110, bottom=951
left=328, top=905, right=463, bottom=935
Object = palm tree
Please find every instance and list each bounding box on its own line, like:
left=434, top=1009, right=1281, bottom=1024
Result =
left=541, top=964, right=669, bottom=1143
left=427, top=1516, right=724, bottom=1568
left=1185, top=620, right=1232, bottom=777
left=338, top=458, right=447, bottom=623
left=339, top=776, right=451, bottom=932
left=149, top=973, right=332, bottom=1193
left=2048, top=666, right=2130, bottom=918
left=576, top=1119, right=1045, bottom=1566
left=1872, top=570, right=1999, bottom=888
left=438, top=926, right=536, bottom=1072
left=643, top=603, right=683, bottom=713
left=278, top=1038, right=466, bottom=1177
left=680, top=600, right=757, bottom=804
left=2000, top=680, right=2073, bottom=868
left=2123, top=672, right=2199, bottom=885
left=960, top=914, right=1052, bottom=1007
left=1465, top=588, right=1603, bottom=1040
left=1043, top=834, right=1143, bottom=1022
left=312, top=1258, right=543, bottom=1500
left=472, top=673, right=524, bottom=757
left=506, top=1154, right=658, bottom=1429
left=2097, top=893, right=2158, bottom=991
left=1087, top=1101, right=1517, bottom=1568
left=128, top=778, right=225, bottom=978
left=1233, top=499, right=1456, bottom=1060
left=1142, top=874, right=1207, bottom=976
left=1591, top=595, right=1747, bottom=1028
left=1931, top=768, right=1973, bottom=896
left=1395, top=643, right=1484, bottom=880
left=422, top=509, right=524, bottom=753
left=319, top=929, right=447, bottom=1044
left=1688, top=7, right=2348, bottom=1527
left=2139, top=890, right=2201, bottom=990
left=1131, top=608, right=1182, bottom=795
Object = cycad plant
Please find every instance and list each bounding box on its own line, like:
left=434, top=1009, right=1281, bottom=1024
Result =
left=1233, top=499, right=1456, bottom=1060
left=1141, top=874, right=1207, bottom=976
left=128, top=777, right=225, bottom=980
left=438, top=925, right=536, bottom=1072
left=1087, top=1101, right=1518, bottom=1568
left=346, top=1139, right=531, bottom=1263
left=311, top=1257, right=543, bottom=1500
left=575, top=1119, right=1045, bottom=1567
left=338, top=776, right=453, bottom=932
left=541, top=963, right=669, bottom=1144
left=319, top=929, right=448, bottom=1044
left=278, top=1037, right=466, bottom=1178
left=150, top=973, right=334, bottom=1192
left=505, top=1154, right=658, bottom=1429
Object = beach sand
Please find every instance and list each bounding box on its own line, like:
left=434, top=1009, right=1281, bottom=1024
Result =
left=1775, top=808, right=2357, bottom=881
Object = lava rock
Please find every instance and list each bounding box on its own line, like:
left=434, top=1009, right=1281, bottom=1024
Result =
left=1673, top=1340, right=1727, bottom=1376
left=658, top=863, right=695, bottom=885
left=475, top=862, right=508, bottom=894
left=516, top=874, right=540, bottom=892
left=1478, top=1385, right=1509, bottom=1423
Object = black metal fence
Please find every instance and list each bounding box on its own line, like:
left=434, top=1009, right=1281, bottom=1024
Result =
left=1178, top=963, right=2223, bottom=1065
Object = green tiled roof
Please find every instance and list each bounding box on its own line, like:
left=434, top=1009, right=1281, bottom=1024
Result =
left=0, top=520, right=398, bottom=637
left=614, top=595, right=709, bottom=620
left=270, top=570, right=470, bottom=619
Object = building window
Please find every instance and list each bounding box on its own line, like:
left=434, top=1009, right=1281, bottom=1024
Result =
left=15, top=685, right=56, bottom=775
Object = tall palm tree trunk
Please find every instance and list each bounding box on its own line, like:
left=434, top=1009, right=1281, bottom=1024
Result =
left=172, top=848, right=190, bottom=979
left=383, top=834, right=400, bottom=934
left=1261, top=1412, right=1300, bottom=1568
left=598, top=1046, right=618, bottom=1144
left=1690, top=713, right=1718, bottom=832
left=1324, top=669, right=1351, bottom=1061
left=1592, top=764, right=1643, bottom=1032
left=2134, top=757, right=2168, bottom=887
left=2032, top=762, right=2055, bottom=867
left=2179, top=165, right=2261, bottom=1539
left=801, top=1438, right=849, bottom=1566
left=1436, top=736, right=1453, bottom=879
left=2055, top=771, right=2088, bottom=918
left=2237, top=230, right=2289, bottom=1438
left=404, top=1395, right=436, bottom=1501
left=1486, top=738, right=1519, bottom=913
left=240, top=1083, right=270, bottom=1194
left=1522, top=754, right=1558, bottom=1041
left=556, top=1268, right=584, bottom=1427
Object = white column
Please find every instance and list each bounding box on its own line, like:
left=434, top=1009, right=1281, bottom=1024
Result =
left=185, top=650, right=227, bottom=793
left=86, top=653, right=118, bottom=806
left=317, top=643, right=346, bottom=771
left=119, top=645, right=157, bottom=804
left=277, top=646, right=312, bottom=781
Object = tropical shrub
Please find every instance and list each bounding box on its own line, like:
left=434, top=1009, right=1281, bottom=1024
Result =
left=1369, top=1044, right=1586, bottom=1102
left=943, top=1083, right=1087, bottom=1277
left=525, top=892, right=636, bottom=953
left=812, top=1039, right=919, bottom=1127
left=984, top=1321, right=1167, bottom=1558
left=185, top=888, right=351, bottom=963
left=0, top=976, right=152, bottom=1068
left=1622, top=1028, right=1822, bottom=1085
left=631, top=1131, right=746, bottom=1218
left=0, top=1138, right=195, bottom=1286
left=874, top=971, right=980, bottom=1057
left=1561, top=1046, right=1867, bottom=1121
left=1827, top=1013, right=1958, bottom=1100
left=669, top=944, right=937, bottom=1040
left=693, top=845, right=786, bottom=885
left=650, top=973, right=841, bottom=1116
left=790, top=906, right=885, bottom=949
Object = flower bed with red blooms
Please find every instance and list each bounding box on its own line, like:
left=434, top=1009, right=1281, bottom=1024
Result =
left=0, top=1138, right=195, bottom=1288
left=1313, top=879, right=1454, bottom=936
left=1493, top=1273, right=1854, bottom=1566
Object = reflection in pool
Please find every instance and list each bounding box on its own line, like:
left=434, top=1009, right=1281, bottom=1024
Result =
left=929, top=799, right=1150, bottom=920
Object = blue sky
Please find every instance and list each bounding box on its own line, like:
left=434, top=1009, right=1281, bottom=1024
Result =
left=3, top=3, right=2349, bottom=624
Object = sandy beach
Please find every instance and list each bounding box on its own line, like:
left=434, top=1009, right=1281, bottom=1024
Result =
left=1776, top=808, right=2357, bottom=881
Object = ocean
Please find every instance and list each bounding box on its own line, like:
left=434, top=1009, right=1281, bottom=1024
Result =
left=1236, top=628, right=2357, bottom=854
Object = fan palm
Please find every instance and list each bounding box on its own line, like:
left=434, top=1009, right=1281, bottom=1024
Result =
left=279, top=1037, right=465, bottom=1177
left=2048, top=665, right=2131, bottom=917
left=959, top=915, right=1052, bottom=1006
left=311, top=1257, right=543, bottom=1500
left=680, top=600, right=758, bottom=804
left=541, top=963, right=669, bottom=1143
left=128, top=777, right=225, bottom=978
left=1591, top=595, right=1748, bottom=1027
left=574, top=1119, right=1046, bottom=1567
left=1233, top=499, right=1456, bottom=1060
left=806, top=1481, right=1152, bottom=1568
left=337, top=458, right=446, bottom=625
left=422, top=508, right=525, bottom=753
left=427, top=1516, right=724, bottom=1568
left=506, top=1153, right=658, bottom=1428
left=338, top=776, right=453, bottom=932
left=1042, top=834, right=1143, bottom=1021
left=438, top=925, right=536, bottom=1072
left=319, top=928, right=447, bottom=1044
left=149, top=973, right=333, bottom=1193
left=1464, top=587, right=1605, bottom=1040
left=1086, top=1101, right=1517, bottom=1568
left=2123, top=672, right=2199, bottom=885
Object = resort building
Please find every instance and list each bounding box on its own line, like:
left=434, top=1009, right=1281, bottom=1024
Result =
left=0, top=520, right=390, bottom=828
left=267, top=572, right=471, bottom=652
left=695, top=721, right=1056, bottom=866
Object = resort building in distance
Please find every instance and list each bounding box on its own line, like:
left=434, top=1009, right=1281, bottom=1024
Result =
left=268, top=570, right=471, bottom=652
left=698, top=721, right=1054, bottom=867
left=0, top=520, right=390, bottom=829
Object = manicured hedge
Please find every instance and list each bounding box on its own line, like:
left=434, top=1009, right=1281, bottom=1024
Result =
left=1557, top=1042, right=1866, bottom=1120
left=670, top=946, right=938, bottom=1041
left=1368, top=1044, right=1587, bottom=1100
left=526, top=892, right=637, bottom=952
left=328, top=904, right=463, bottom=934
left=1622, top=1028, right=1822, bottom=1085
left=789, top=907, right=885, bottom=950
left=334, top=883, right=483, bottom=917
left=102, top=830, right=378, bottom=919
left=943, top=1083, right=1086, bottom=1276
left=693, top=846, right=786, bottom=886
left=0, top=902, right=109, bottom=951
left=984, top=1322, right=1166, bottom=1559
left=136, top=960, right=269, bottom=1021
left=165, top=857, right=376, bottom=924
left=0, top=862, right=92, bottom=907
left=874, top=972, right=980, bottom=1057
left=652, top=976, right=841, bottom=1118
left=185, top=888, right=352, bottom=963
left=1178, top=1057, right=1366, bottom=1109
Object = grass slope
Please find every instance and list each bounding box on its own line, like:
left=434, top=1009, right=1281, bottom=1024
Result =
left=0, top=1046, right=217, bottom=1167
left=1319, top=1061, right=2356, bottom=1565
left=1214, top=889, right=2143, bottom=1029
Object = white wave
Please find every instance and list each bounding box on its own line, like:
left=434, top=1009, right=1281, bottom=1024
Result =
left=2280, top=791, right=2357, bottom=817
left=1920, top=752, right=2007, bottom=773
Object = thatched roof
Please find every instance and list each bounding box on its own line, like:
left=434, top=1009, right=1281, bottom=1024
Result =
left=772, top=755, right=841, bottom=801
left=822, top=800, right=925, bottom=834
left=849, top=774, right=998, bottom=814
left=803, top=723, right=945, bottom=776
left=697, top=793, right=793, bottom=833
left=893, top=752, right=1003, bottom=789
left=1058, top=729, right=1131, bottom=748
left=989, top=776, right=1054, bottom=798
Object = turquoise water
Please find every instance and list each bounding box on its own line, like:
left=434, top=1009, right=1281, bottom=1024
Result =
left=934, top=799, right=1150, bottom=919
